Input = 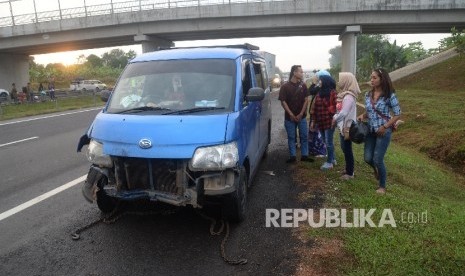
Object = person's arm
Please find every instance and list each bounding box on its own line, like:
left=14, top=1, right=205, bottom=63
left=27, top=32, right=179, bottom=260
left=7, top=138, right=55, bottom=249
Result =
left=281, top=101, right=297, bottom=122
left=308, top=83, right=320, bottom=96
left=333, top=96, right=354, bottom=123
left=295, top=96, right=309, bottom=121
left=376, top=94, right=401, bottom=135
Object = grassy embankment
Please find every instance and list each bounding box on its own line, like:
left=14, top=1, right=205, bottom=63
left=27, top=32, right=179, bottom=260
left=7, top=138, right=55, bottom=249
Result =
left=0, top=95, right=104, bottom=121
left=297, top=55, right=465, bottom=275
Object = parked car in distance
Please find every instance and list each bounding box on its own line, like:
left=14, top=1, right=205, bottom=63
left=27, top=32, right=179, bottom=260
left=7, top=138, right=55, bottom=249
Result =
left=77, top=44, right=273, bottom=222
left=70, top=80, right=107, bottom=92
left=0, top=88, right=9, bottom=102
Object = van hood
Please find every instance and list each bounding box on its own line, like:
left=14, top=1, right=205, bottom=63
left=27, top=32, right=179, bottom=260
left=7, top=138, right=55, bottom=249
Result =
left=90, top=112, right=229, bottom=159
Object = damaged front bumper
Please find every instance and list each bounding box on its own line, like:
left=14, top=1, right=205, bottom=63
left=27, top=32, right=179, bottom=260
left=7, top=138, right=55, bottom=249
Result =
left=84, top=157, right=237, bottom=208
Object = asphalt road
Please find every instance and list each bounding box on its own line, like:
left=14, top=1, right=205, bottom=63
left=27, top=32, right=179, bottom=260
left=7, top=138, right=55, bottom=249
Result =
left=0, top=92, right=312, bottom=276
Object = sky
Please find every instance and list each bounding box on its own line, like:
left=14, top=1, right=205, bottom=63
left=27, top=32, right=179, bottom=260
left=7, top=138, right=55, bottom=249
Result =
left=33, top=33, right=450, bottom=72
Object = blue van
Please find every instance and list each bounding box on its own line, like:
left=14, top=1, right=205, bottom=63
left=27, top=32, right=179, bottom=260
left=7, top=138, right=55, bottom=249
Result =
left=77, top=44, right=272, bottom=222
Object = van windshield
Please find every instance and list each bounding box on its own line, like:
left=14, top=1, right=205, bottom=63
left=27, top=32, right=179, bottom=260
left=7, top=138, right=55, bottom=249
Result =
left=106, top=59, right=236, bottom=114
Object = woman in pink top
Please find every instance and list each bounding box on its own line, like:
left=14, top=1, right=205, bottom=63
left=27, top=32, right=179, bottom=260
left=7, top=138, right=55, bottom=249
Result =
left=332, top=72, right=360, bottom=180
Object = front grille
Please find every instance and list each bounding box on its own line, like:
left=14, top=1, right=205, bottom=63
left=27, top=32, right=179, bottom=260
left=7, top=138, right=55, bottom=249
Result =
left=113, top=157, right=187, bottom=195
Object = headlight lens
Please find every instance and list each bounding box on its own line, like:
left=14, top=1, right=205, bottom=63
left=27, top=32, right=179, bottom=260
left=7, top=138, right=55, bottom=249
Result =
left=190, top=142, right=239, bottom=171
left=86, top=140, right=112, bottom=167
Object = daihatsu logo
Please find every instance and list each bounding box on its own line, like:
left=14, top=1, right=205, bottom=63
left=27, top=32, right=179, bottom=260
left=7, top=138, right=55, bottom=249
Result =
left=139, top=139, right=152, bottom=149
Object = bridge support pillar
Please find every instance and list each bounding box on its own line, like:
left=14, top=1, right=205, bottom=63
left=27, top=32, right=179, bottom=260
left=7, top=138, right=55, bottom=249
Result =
left=134, top=35, right=174, bottom=53
left=339, top=25, right=361, bottom=74
left=0, top=53, right=29, bottom=93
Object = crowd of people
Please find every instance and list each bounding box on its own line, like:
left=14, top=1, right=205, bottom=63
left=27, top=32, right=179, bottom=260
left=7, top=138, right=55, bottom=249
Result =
left=9, top=81, right=55, bottom=104
left=279, top=67, right=401, bottom=194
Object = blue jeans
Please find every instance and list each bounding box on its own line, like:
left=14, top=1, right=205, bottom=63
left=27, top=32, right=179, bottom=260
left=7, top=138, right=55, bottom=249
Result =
left=364, top=129, right=392, bottom=188
left=340, top=135, right=354, bottom=176
left=284, top=118, right=308, bottom=157
left=320, top=127, right=335, bottom=163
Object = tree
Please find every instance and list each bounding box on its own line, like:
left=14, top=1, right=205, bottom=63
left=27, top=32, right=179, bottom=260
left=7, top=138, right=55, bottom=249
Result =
left=86, top=54, right=103, bottom=68
left=450, top=27, right=465, bottom=55
left=404, top=42, right=429, bottom=63
left=328, top=46, right=341, bottom=68
left=101, top=49, right=135, bottom=68
left=76, top=54, right=87, bottom=64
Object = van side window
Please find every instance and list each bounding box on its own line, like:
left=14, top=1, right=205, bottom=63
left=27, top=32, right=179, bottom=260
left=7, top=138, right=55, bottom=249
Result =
left=253, top=62, right=266, bottom=89
left=241, top=60, right=252, bottom=106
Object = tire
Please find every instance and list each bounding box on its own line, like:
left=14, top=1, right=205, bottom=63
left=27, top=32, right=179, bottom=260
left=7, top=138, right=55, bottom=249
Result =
left=96, top=188, right=118, bottom=213
left=84, top=167, right=117, bottom=213
left=95, top=87, right=100, bottom=92
left=223, top=166, right=248, bottom=223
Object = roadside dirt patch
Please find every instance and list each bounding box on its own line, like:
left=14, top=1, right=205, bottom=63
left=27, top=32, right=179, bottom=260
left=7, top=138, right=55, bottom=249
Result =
left=285, top=163, right=354, bottom=276
left=294, top=234, right=348, bottom=276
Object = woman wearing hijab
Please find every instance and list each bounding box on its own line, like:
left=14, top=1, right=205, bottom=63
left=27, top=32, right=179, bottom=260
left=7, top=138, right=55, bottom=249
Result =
left=332, top=72, right=360, bottom=180
left=310, top=74, right=337, bottom=170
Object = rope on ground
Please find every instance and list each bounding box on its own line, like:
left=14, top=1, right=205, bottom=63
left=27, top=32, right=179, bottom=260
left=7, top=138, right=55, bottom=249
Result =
left=197, top=211, right=248, bottom=265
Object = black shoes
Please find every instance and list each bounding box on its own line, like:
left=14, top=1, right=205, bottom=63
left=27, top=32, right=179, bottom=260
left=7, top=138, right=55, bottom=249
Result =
left=286, top=156, right=297, bottom=163
left=286, top=156, right=314, bottom=163
left=301, top=156, right=315, bottom=162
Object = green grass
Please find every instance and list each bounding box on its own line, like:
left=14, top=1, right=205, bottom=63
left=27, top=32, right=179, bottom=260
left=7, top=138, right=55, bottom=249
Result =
left=297, top=55, right=465, bottom=275
left=299, top=142, right=465, bottom=275
left=0, top=95, right=104, bottom=120
left=393, top=55, right=465, bottom=174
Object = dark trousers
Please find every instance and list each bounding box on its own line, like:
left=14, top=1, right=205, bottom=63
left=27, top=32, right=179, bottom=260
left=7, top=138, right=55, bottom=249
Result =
left=340, top=134, right=354, bottom=176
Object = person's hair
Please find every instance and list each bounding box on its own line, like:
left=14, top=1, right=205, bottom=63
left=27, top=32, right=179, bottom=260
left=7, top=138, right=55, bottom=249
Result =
left=289, top=65, right=301, bottom=81
left=318, top=75, right=336, bottom=99
left=372, top=68, right=394, bottom=98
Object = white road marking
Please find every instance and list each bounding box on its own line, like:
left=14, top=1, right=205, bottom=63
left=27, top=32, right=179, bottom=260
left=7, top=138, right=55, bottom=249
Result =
left=0, top=175, right=87, bottom=222
left=0, top=107, right=102, bottom=127
left=0, top=136, right=39, bottom=148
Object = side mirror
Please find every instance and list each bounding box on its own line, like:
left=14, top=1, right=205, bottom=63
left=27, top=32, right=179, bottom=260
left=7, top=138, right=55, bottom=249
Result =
left=100, top=89, right=111, bottom=102
left=245, top=87, right=265, bottom=102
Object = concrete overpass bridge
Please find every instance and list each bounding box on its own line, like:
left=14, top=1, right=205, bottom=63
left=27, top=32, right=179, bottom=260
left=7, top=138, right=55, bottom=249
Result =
left=1, top=0, right=465, bottom=90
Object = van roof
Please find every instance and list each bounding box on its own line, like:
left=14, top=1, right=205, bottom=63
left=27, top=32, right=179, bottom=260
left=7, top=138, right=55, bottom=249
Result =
left=131, top=46, right=263, bottom=63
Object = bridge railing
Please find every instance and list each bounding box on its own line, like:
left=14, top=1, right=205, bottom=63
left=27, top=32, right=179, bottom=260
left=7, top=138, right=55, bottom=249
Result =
left=0, top=0, right=287, bottom=28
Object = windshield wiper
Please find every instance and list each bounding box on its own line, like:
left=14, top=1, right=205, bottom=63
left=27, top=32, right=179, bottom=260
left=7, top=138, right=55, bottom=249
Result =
left=163, top=107, right=225, bottom=115
left=116, top=106, right=171, bottom=114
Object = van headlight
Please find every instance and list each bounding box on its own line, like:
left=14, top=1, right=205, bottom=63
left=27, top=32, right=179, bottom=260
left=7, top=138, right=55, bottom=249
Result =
left=190, top=142, right=239, bottom=171
left=86, top=140, right=112, bottom=167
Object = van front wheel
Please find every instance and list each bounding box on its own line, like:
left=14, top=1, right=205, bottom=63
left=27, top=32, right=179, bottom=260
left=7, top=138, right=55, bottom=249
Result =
left=223, top=166, right=247, bottom=222
left=94, top=175, right=117, bottom=213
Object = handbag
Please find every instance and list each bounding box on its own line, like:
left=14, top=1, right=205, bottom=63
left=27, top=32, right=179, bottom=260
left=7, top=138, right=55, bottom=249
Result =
left=349, top=121, right=369, bottom=144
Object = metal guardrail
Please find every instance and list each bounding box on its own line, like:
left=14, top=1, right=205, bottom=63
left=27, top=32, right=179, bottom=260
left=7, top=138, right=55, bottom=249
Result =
left=0, top=0, right=287, bottom=28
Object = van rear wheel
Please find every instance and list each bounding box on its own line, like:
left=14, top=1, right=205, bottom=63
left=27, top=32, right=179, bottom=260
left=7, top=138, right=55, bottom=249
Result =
left=223, top=166, right=247, bottom=223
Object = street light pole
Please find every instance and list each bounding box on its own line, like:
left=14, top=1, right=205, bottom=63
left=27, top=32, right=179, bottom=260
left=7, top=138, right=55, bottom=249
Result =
left=9, top=0, right=14, bottom=25
left=33, top=0, right=38, bottom=23
left=57, top=0, right=62, bottom=20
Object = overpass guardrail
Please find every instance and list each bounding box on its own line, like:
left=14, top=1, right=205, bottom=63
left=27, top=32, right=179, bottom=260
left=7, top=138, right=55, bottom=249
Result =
left=0, top=0, right=287, bottom=28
